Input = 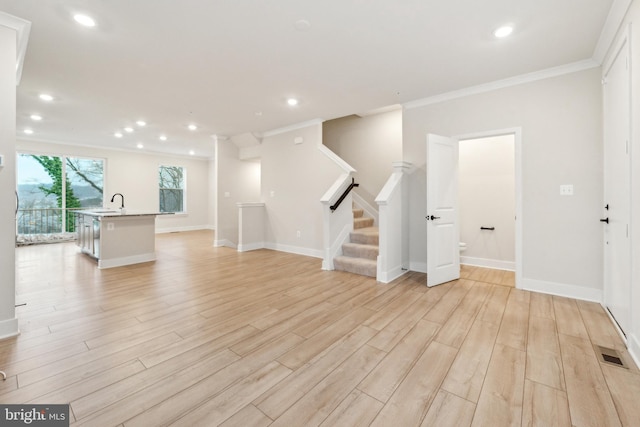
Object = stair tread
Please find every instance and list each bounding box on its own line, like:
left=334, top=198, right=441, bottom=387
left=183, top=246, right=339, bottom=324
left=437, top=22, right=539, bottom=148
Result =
left=351, top=226, right=379, bottom=234
left=343, top=242, right=379, bottom=249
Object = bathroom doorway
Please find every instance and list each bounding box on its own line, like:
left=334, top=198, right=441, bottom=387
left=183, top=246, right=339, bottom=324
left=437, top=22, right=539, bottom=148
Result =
left=457, top=130, right=521, bottom=286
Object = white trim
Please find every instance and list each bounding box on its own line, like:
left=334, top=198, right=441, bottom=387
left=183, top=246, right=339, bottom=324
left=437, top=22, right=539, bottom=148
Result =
left=455, top=127, right=523, bottom=289
left=238, top=242, right=266, bottom=252
left=214, top=239, right=236, bottom=248
left=97, top=252, right=156, bottom=269
left=0, top=11, right=31, bottom=85
left=322, top=222, right=352, bottom=270
left=460, top=256, right=515, bottom=271
left=318, top=144, right=356, bottom=173
left=155, top=225, right=212, bottom=234
left=377, top=263, right=406, bottom=284
left=603, top=23, right=630, bottom=76
left=520, top=278, right=603, bottom=303
left=262, top=118, right=324, bottom=138
left=265, top=242, right=323, bottom=259
left=593, top=0, right=633, bottom=64
left=0, top=317, right=19, bottom=341
left=403, top=60, right=599, bottom=110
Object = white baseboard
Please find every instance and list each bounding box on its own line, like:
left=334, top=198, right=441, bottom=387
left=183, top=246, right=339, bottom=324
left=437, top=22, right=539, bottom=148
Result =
left=156, top=225, right=213, bottom=234
left=238, top=242, right=266, bottom=252
left=377, top=264, right=406, bottom=284
left=519, top=278, right=603, bottom=303
left=265, top=242, right=323, bottom=259
left=98, top=253, right=156, bottom=269
left=214, top=239, right=236, bottom=249
left=0, top=317, right=20, bottom=340
left=461, top=256, right=515, bottom=271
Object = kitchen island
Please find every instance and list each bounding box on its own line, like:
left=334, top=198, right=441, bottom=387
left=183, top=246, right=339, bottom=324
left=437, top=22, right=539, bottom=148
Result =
left=76, top=209, right=172, bottom=268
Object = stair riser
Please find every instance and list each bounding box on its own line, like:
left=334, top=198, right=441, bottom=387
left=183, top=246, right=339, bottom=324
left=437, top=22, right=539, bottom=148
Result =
left=354, top=218, right=374, bottom=229
left=334, top=259, right=377, bottom=278
left=350, top=233, right=379, bottom=245
left=342, top=246, right=378, bottom=260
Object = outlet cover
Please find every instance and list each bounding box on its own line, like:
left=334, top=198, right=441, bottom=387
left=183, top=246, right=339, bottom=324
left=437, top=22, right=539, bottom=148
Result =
left=560, top=184, right=574, bottom=196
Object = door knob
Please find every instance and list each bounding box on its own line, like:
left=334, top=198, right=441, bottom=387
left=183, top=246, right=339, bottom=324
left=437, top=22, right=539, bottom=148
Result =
left=426, top=215, right=441, bottom=221
left=600, top=218, right=609, bottom=224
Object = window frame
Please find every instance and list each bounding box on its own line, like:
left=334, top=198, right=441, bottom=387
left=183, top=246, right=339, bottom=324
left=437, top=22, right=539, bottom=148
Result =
left=158, top=164, right=187, bottom=214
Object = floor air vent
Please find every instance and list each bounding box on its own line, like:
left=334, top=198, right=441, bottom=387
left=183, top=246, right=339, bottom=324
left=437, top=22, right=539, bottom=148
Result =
left=595, top=345, right=627, bottom=369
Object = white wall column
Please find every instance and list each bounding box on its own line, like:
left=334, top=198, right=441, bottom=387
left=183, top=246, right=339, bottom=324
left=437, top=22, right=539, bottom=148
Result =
left=0, top=23, right=18, bottom=339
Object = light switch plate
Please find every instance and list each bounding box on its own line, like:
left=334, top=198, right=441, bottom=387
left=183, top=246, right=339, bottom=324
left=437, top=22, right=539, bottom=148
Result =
left=560, top=184, right=574, bottom=196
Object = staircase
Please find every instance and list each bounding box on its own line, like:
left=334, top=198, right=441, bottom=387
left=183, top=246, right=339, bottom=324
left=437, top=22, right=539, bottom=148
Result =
left=333, top=207, right=378, bottom=278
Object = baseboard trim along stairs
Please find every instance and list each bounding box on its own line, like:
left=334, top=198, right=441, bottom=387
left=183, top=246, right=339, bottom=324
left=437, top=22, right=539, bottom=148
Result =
left=333, top=207, right=378, bottom=278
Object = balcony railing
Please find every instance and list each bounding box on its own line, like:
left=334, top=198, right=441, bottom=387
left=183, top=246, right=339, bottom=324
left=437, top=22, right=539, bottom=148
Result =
left=16, top=208, right=87, bottom=245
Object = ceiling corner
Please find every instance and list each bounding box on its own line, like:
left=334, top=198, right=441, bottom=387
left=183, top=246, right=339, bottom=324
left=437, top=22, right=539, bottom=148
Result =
left=592, top=0, right=633, bottom=64
left=0, top=11, right=31, bottom=85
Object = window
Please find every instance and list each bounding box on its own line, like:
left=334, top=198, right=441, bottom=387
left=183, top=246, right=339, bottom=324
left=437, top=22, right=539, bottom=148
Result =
left=17, top=153, right=104, bottom=236
left=159, top=165, right=185, bottom=213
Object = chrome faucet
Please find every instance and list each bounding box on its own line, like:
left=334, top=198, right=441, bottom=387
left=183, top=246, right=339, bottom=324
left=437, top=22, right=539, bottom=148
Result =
left=111, top=193, right=124, bottom=209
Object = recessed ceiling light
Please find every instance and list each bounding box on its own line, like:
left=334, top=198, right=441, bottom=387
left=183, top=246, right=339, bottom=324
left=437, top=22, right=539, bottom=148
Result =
left=114, top=132, right=123, bottom=138
left=124, top=127, right=134, bottom=133
left=136, top=143, right=144, bottom=149
left=189, top=150, right=195, bottom=156
left=74, top=14, right=96, bottom=27
left=287, top=98, right=299, bottom=106
left=23, top=129, right=34, bottom=135
left=30, top=114, right=42, bottom=121
left=39, top=93, right=54, bottom=101
left=159, top=135, right=167, bottom=141
left=494, top=25, right=514, bottom=38
left=188, top=124, right=197, bottom=131
left=136, top=120, right=146, bottom=126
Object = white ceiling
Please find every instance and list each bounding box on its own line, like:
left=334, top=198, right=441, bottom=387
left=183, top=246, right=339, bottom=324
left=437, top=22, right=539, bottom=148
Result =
left=0, top=0, right=621, bottom=158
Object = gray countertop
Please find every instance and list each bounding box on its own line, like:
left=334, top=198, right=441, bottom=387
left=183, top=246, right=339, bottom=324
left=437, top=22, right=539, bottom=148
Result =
left=76, top=209, right=174, bottom=218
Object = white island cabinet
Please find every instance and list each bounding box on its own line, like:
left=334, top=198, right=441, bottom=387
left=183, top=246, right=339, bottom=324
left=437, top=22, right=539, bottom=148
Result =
left=75, top=210, right=172, bottom=268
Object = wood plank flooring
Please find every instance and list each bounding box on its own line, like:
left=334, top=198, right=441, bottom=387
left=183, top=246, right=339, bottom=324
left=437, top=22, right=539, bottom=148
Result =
left=1, top=230, right=639, bottom=426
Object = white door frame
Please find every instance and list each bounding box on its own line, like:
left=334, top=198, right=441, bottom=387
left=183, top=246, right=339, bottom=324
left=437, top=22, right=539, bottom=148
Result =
left=454, top=127, right=523, bottom=289
left=602, top=24, right=632, bottom=339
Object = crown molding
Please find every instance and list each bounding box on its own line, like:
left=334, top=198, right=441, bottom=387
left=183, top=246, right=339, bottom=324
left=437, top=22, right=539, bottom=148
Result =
left=403, top=59, right=599, bottom=110
left=261, top=118, right=324, bottom=138
left=0, top=12, right=31, bottom=85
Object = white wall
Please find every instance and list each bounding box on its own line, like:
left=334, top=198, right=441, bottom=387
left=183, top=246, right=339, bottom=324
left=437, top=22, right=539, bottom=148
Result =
left=459, top=135, right=515, bottom=269
left=0, top=24, right=18, bottom=339
left=16, top=140, right=211, bottom=233
left=214, top=139, right=261, bottom=247
left=323, top=110, right=402, bottom=208
left=404, top=67, right=603, bottom=299
left=261, top=123, right=345, bottom=257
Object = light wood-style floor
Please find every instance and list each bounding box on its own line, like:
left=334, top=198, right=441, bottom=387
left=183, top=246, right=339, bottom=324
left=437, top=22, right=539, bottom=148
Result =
left=1, top=230, right=639, bottom=426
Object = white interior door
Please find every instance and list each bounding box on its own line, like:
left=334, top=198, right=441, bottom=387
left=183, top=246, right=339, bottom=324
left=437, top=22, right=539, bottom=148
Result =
left=427, top=134, right=460, bottom=287
left=603, top=35, right=631, bottom=336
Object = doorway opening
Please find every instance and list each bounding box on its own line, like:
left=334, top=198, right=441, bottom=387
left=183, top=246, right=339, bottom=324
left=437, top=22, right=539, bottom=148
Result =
left=457, top=129, right=522, bottom=288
